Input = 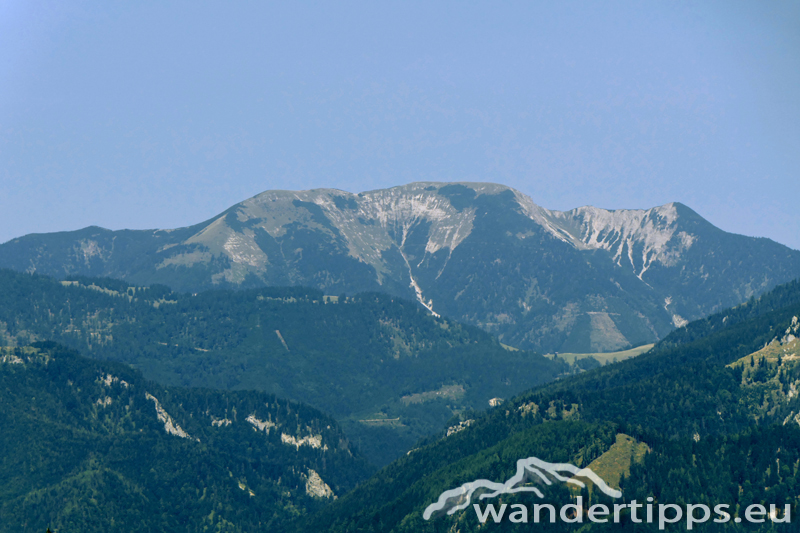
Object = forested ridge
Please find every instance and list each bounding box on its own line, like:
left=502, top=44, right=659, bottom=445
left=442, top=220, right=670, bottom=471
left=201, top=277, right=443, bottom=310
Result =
left=0, top=342, right=372, bottom=533
left=0, top=269, right=566, bottom=464
left=297, top=277, right=800, bottom=532
left=6, top=268, right=800, bottom=531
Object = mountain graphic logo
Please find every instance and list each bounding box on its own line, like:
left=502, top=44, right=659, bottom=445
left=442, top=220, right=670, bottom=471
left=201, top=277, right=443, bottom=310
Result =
left=423, top=457, right=623, bottom=520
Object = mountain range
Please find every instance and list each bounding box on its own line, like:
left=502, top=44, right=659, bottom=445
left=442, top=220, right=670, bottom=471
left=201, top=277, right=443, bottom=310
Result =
left=4, top=182, right=800, bottom=353
left=3, top=182, right=800, bottom=531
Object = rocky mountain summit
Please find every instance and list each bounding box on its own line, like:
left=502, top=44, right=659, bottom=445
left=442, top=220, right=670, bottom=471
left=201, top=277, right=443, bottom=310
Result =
left=3, top=182, right=800, bottom=352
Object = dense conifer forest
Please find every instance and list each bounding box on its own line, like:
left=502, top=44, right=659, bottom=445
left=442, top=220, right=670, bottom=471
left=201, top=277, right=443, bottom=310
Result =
left=297, top=279, right=800, bottom=532
left=5, top=269, right=800, bottom=531
left=0, top=343, right=372, bottom=532
left=0, top=269, right=566, bottom=464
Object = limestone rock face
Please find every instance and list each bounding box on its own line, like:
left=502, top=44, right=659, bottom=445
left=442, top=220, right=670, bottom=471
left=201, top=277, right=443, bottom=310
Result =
left=4, top=181, right=800, bottom=352
left=306, top=469, right=336, bottom=499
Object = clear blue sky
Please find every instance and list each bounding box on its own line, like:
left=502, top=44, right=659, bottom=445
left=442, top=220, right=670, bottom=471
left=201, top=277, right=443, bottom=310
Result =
left=2, top=1, right=799, bottom=249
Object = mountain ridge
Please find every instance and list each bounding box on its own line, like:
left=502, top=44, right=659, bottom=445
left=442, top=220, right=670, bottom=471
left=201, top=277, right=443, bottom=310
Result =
left=0, top=268, right=566, bottom=465
left=3, top=181, right=799, bottom=353
left=296, top=275, right=800, bottom=533
left=0, top=342, right=373, bottom=533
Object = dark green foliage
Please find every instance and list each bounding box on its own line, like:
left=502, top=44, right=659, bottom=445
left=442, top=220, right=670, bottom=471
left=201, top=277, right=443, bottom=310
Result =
left=300, top=277, right=800, bottom=532
left=517, top=278, right=800, bottom=439
left=301, top=421, right=619, bottom=533
left=0, top=269, right=566, bottom=465
left=308, top=424, right=800, bottom=532
left=0, top=343, right=372, bottom=533
left=619, top=426, right=800, bottom=532
left=575, top=356, right=601, bottom=371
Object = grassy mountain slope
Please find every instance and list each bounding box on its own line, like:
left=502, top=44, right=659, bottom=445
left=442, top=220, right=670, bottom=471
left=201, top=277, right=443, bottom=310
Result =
left=0, top=342, right=372, bottom=533
left=300, top=278, right=800, bottom=532
left=0, top=269, right=566, bottom=465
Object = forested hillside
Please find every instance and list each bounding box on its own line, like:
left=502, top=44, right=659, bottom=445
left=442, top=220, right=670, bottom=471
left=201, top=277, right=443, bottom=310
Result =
left=0, top=269, right=566, bottom=465
left=0, top=343, right=372, bottom=533
left=299, top=278, right=800, bottom=532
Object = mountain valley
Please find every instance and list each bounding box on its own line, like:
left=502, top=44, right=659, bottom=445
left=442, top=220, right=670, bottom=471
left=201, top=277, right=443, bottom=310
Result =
left=297, top=279, right=800, bottom=532
left=0, top=269, right=566, bottom=466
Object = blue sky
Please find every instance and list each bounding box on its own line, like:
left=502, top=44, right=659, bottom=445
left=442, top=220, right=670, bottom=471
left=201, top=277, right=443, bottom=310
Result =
left=2, top=1, right=799, bottom=249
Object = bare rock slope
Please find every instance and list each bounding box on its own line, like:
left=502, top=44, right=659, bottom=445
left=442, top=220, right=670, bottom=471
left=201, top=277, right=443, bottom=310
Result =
left=4, top=182, right=800, bottom=352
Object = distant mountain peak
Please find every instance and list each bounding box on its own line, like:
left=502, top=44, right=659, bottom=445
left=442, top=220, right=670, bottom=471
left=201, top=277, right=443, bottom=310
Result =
left=548, top=202, right=694, bottom=279
left=3, top=181, right=799, bottom=353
